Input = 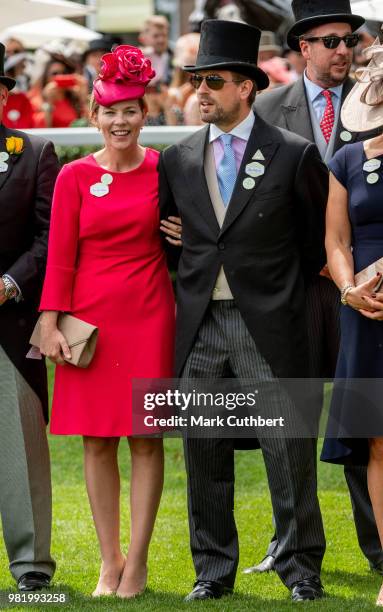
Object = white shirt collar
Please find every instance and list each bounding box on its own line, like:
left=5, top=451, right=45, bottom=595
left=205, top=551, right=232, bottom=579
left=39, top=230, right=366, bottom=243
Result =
left=209, top=110, right=255, bottom=143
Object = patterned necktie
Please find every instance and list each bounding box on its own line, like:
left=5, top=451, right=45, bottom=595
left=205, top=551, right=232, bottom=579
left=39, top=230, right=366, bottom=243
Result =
left=217, top=133, right=237, bottom=206
left=320, top=90, right=335, bottom=144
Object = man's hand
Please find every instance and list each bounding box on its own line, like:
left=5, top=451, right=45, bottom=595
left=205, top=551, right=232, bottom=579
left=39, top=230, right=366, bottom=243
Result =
left=0, top=278, right=7, bottom=306
left=160, top=216, right=182, bottom=246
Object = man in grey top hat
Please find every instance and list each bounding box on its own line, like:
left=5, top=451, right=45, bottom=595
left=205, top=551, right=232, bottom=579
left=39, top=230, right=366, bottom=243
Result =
left=0, top=41, right=58, bottom=591
left=160, top=18, right=328, bottom=602
left=248, top=0, right=383, bottom=576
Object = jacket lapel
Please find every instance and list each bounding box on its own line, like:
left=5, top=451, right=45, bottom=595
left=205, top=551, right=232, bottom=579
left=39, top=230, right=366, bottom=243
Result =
left=281, top=78, right=314, bottom=142
left=0, top=124, right=21, bottom=192
left=333, top=77, right=358, bottom=153
left=180, top=126, right=220, bottom=235
left=220, top=114, right=279, bottom=235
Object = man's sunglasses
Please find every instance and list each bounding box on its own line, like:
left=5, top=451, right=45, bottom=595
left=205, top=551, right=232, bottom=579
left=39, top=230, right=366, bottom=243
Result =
left=190, top=74, right=245, bottom=90
left=300, top=34, right=360, bottom=49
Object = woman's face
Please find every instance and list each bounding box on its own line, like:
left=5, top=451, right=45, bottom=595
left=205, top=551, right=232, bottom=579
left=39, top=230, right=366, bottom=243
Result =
left=94, top=99, right=146, bottom=151
left=46, top=62, right=68, bottom=80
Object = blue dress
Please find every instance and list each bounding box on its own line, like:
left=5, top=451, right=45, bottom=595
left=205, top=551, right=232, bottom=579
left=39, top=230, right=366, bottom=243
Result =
left=321, top=141, right=383, bottom=466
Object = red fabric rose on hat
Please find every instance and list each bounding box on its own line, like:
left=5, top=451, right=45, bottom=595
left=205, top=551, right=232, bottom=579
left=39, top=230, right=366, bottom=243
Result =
left=99, top=52, right=119, bottom=81
left=98, top=45, right=155, bottom=85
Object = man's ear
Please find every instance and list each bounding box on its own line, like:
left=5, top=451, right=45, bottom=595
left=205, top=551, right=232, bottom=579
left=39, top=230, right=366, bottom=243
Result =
left=299, top=40, right=310, bottom=61
left=0, top=84, right=9, bottom=106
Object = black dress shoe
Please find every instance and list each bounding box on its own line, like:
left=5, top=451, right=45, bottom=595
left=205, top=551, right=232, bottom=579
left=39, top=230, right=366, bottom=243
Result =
left=17, top=572, right=51, bottom=592
left=243, top=554, right=275, bottom=574
left=291, top=577, right=324, bottom=602
left=184, top=580, right=233, bottom=601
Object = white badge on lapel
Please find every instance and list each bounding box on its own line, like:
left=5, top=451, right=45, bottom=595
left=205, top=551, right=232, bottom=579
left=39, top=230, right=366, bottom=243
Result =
left=340, top=130, right=352, bottom=142
left=0, top=152, right=9, bottom=172
left=243, top=177, right=256, bottom=190
left=245, top=161, right=265, bottom=178
left=252, top=149, right=265, bottom=161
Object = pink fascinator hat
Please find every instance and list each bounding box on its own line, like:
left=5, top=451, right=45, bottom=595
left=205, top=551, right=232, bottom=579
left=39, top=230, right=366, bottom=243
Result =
left=93, top=45, right=155, bottom=106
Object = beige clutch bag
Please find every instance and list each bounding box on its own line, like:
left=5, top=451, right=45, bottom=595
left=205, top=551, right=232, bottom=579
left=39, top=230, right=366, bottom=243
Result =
left=30, top=313, right=99, bottom=368
left=355, top=257, right=383, bottom=291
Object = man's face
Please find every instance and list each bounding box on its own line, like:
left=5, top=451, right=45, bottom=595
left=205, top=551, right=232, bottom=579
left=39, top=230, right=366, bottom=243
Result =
left=148, top=26, right=168, bottom=54
left=195, top=70, right=248, bottom=128
left=0, top=85, right=8, bottom=122
left=86, top=50, right=105, bottom=72
left=300, top=22, right=353, bottom=87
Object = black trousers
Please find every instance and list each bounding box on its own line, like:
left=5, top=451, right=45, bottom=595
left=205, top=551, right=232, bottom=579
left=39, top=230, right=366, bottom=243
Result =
left=182, top=301, right=325, bottom=588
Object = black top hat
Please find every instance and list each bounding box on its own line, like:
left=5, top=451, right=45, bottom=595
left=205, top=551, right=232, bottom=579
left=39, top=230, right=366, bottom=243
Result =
left=287, top=0, right=365, bottom=51
left=83, top=36, right=121, bottom=60
left=183, top=19, right=269, bottom=91
left=0, top=43, right=16, bottom=91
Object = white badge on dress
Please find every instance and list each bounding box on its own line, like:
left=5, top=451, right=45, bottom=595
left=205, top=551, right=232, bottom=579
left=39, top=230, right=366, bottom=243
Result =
left=90, top=173, right=113, bottom=197
left=90, top=182, right=109, bottom=197
left=0, top=152, right=10, bottom=162
left=7, top=109, right=20, bottom=122
left=101, top=173, right=113, bottom=186
left=252, top=149, right=265, bottom=161
left=0, top=161, right=8, bottom=173
left=340, top=130, right=352, bottom=142
left=367, top=172, right=379, bottom=185
left=245, top=161, right=265, bottom=178
left=243, top=177, right=256, bottom=190
left=363, top=159, right=381, bottom=173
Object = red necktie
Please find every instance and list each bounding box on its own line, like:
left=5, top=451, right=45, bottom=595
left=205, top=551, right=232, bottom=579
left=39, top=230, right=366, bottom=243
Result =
left=320, top=90, right=334, bottom=144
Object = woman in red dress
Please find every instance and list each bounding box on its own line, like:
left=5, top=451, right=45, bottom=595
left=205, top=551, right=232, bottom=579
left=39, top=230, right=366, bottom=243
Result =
left=39, top=46, right=175, bottom=598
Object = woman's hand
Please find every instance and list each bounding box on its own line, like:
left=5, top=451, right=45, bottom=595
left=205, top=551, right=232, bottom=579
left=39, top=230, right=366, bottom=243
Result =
left=357, top=275, right=383, bottom=320
left=160, top=216, right=182, bottom=246
left=39, top=312, right=71, bottom=365
left=346, top=275, right=383, bottom=314
left=42, top=81, right=61, bottom=104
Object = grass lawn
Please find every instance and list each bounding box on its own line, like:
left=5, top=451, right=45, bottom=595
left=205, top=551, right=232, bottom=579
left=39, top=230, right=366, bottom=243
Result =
left=0, top=368, right=381, bottom=610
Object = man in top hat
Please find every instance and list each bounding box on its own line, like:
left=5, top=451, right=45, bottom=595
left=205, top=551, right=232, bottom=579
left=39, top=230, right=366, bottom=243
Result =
left=160, top=19, right=328, bottom=602
left=0, top=42, right=58, bottom=590
left=83, top=36, right=120, bottom=92
left=250, top=0, right=383, bottom=576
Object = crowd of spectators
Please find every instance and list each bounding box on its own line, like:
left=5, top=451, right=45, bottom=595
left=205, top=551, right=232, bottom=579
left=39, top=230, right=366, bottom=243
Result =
left=1, top=14, right=375, bottom=130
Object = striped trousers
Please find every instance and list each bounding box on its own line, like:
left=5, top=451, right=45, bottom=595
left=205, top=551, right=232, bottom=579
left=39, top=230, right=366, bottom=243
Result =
left=0, top=345, right=55, bottom=581
left=182, top=301, right=325, bottom=588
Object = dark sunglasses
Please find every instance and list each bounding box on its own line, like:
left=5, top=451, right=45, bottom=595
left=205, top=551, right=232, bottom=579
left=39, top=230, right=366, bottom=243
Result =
left=301, top=34, right=360, bottom=49
left=190, top=74, right=244, bottom=90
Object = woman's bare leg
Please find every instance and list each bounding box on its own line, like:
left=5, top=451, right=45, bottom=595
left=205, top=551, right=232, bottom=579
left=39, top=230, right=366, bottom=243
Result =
left=116, top=437, right=164, bottom=598
left=83, top=436, right=125, bottom=596
left=367, top=437, right=383, bottom=606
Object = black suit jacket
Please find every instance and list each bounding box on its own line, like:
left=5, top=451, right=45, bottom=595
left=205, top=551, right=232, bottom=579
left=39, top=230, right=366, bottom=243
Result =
left=159, top=113, right=328, bottom=378
left=0, top=124, right=59, bottom=419
left=254, top=76, right=378, bottom=151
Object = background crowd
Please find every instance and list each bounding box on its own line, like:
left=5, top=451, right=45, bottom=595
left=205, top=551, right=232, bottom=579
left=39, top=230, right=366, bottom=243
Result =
left=1, top=7, right=380, bottom=131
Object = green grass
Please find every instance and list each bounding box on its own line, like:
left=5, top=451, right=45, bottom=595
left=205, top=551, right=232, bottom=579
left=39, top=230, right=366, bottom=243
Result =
left=0, top=368, right=381, bottom=610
